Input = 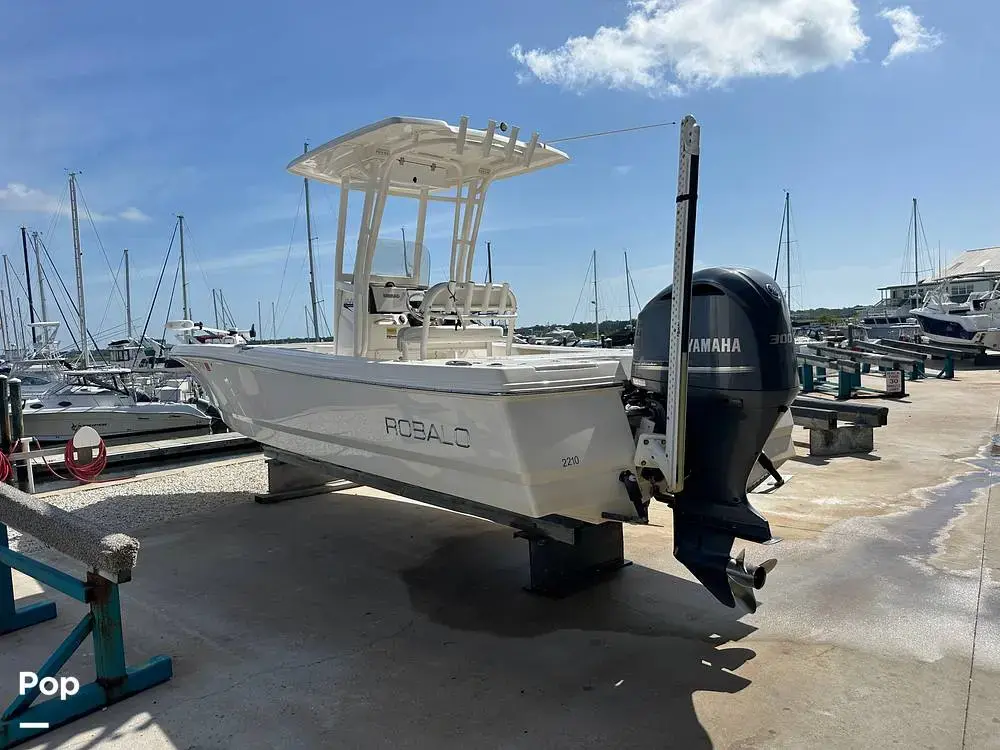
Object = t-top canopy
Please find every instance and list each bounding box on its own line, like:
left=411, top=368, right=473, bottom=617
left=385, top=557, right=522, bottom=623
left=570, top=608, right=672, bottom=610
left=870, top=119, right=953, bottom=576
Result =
left=286, top=116, right=570, bottom=197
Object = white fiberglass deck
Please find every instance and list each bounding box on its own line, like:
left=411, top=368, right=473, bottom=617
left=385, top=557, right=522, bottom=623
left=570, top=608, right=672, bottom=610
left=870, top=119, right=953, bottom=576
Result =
left=176, top=343, right=634, bottom=396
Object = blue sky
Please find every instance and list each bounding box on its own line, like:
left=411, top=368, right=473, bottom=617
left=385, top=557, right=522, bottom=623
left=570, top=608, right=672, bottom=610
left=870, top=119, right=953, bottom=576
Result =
left=0, top=0, right=995, bottom=340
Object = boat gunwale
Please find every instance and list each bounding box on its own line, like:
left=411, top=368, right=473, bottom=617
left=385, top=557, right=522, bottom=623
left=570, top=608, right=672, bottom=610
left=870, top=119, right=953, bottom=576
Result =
left=171, top=345, right=631, bottom=397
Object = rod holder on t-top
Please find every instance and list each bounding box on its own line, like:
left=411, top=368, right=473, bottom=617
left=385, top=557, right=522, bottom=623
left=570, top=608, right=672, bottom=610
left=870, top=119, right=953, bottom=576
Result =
left=662, top=115, right=699, bottom=493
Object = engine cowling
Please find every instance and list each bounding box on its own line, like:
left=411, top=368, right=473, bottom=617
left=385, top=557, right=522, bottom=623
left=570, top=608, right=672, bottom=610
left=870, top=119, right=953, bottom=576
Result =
left=629, top=266, right=798, bottom=610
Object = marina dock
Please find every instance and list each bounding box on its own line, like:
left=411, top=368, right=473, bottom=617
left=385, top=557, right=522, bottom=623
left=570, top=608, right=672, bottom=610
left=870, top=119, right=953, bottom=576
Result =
left=3, top=366, right=998, bottom=749
left=15, top=431, right=260, bottom=490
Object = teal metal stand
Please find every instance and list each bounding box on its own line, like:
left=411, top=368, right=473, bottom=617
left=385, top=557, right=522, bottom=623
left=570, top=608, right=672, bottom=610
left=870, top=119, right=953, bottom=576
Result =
left=0, top=527, right=56, bottom=636
left=937, top=355, right=954, bottom=379
left=0, top=523, right=172, bottom=749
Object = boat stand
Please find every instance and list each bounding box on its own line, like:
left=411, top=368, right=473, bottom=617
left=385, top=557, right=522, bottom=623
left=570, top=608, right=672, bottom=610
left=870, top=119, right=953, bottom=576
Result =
left=516, top=523, right=630, bottom=598
left=0, top=484, right=172, bottom=749
left=256, top=449, right=631, bottom=596
left=254, top=456, right=360, bottom=504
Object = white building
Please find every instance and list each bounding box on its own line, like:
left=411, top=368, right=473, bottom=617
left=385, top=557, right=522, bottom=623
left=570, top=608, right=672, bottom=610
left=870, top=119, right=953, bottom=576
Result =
left=863, top=246, right=1000, bottom=322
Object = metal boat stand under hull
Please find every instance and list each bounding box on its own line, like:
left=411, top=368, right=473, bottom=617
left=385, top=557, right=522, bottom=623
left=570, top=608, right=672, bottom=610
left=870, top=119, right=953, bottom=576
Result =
left=255, top=448, right=631, bottom=597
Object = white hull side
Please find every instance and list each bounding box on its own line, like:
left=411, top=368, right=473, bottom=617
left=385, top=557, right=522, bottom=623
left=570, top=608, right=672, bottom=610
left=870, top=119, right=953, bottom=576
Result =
left=175, top=348, right=638, bottom=523
left=922, top=330, right=1000, bottom=349
left=23, top=405, right=213, bottom=442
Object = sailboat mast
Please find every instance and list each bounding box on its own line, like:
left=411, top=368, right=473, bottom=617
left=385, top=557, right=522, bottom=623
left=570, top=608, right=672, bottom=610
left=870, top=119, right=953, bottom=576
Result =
left=624, top=249, right=633, bottom=323
left=784, top=191, right=791, bottom=308
left=31, top=231, right=46, bottom=323
left=304, top=142, right=320, bottom=342
left=271, top=301, right=276, bottom=341
left=69, top=172, right=89, bottom=365
left=258, top=300, right=262, bottom=341
left=124, top=248, right=133, bottom=339
left=592, top=249, right=600, bottom=339
left=212, top=289, right=220, bottom=328
left=3, top=258, right=18, bottom=352
left=178, top=214, right=189, bottom=320
left=20, top=227, right=36, bottom=346
left=16, top=299, right=24, bottom=351
left=912, top=198, right=919, bottom=296
left=0, top=289, right=7, bottom=352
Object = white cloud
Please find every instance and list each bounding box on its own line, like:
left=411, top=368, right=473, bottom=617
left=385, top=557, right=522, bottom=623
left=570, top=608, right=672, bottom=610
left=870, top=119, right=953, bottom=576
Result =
left=119, top=206, right=151, bottom=222
left=510, top=0, right=869, bottom=95
left=879, top=6, right=942, bottom=66
left=0, top=182, right=65, bottom=215
left=0, top=182, right=151, bottom=223
left=613, top=165, right=633, bottom=176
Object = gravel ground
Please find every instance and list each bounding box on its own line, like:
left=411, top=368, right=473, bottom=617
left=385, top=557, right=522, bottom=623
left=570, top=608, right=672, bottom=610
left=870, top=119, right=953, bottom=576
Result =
left=9, top=456, right=267, bottom=556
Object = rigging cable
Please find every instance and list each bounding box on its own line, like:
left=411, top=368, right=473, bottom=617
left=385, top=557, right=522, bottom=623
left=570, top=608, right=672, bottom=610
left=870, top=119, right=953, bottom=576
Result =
left=76, top=178, right=130, bottom=313
left=278, top=249, right=310, bottom=333
left=93, top=252, right=126, bottom=344
left=787, top=196, right=807, bottom=311
left=548, top=120, right=679, bottom=145
left=44, top=182, right=67, bottom=243
left=31, top=235, right=83, bottom=355
left=274, top=183, right=306, bottom=329
left=773, top=195, right=788, bottom=281
left=915, top=204, right=936, bottom=282
left=33, top=234, right=110, bottom=366
left=159, top=252, right=182, bottom=343
left=569, top=252, right=595, bottom=323
left=134, top=221, right=179, bottom=368
left=627, top=265, right=642, bottom=318
left=176, top=219, right=224, bottom=317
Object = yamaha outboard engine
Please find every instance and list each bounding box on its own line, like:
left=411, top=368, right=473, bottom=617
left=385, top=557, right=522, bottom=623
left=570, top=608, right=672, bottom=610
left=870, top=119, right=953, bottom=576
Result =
left=629, top=266, right=797, bottom=611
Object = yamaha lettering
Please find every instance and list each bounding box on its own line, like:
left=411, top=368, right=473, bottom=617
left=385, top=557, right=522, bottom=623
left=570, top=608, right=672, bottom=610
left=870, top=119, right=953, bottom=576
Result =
left=689, top=337, right=741, bottom=353
left=385, top=417, right=471, bottom=448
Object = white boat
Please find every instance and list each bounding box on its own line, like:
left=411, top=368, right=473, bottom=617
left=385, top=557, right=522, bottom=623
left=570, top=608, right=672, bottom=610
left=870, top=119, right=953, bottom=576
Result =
left=5, top=322, right=73, bottom=397
left=21, top=369, right=214, bottom=443
left=910, top=276, right=1000, bottom=349
left=547, top=327, right=580, bottom=345
left=854, top=321, right=922, bottom=343
left=173, top=115, right=799, bottom=610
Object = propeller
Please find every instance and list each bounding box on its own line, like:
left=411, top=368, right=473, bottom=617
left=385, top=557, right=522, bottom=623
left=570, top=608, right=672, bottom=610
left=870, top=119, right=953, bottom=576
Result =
left=725, top=550, right=777, bottom=613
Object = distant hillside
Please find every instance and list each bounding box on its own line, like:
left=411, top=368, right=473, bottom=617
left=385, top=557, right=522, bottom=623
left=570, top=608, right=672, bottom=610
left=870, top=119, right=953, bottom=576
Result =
left=791, top=306, right=867, bottom=324
left=516, top=320, right=634, bottom=339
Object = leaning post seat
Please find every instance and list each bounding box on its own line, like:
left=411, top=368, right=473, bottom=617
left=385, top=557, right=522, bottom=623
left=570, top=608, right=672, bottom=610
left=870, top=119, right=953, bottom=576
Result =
left=400, top=281, right=518, bottom=360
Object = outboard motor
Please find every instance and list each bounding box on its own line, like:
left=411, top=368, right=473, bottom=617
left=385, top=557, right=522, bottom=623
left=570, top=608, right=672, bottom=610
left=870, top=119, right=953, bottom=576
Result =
left=628, top=266, right=797, bottom=611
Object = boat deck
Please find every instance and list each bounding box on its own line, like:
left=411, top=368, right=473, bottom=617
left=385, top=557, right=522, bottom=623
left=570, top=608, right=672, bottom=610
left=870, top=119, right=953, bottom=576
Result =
left=174, top=342, right=637, bottom=394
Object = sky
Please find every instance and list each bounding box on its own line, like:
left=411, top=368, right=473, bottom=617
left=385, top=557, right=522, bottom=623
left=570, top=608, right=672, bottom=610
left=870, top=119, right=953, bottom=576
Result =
left=0, top=0, right=996, bottom=341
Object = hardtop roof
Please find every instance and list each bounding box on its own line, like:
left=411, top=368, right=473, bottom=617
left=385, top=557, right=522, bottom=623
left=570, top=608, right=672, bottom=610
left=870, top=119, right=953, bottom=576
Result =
left=286, top=116, right=569, bottom=197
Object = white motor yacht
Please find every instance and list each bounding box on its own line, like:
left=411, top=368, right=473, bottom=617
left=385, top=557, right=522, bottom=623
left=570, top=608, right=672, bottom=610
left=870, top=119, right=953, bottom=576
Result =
left=910, top=276, right=1000, bottom=349
left=172, top=116, right=799, bottom=610
left=21, top=368, right=214, bottom=443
